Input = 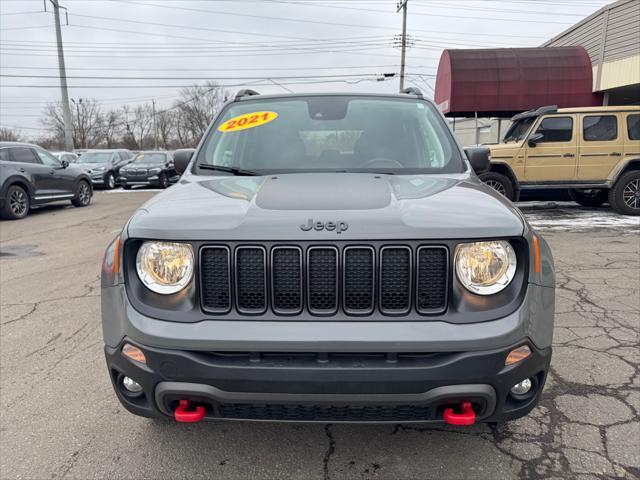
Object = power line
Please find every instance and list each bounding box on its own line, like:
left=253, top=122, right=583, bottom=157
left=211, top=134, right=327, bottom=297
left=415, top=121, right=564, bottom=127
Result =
left=0, top=64, right=436, bottom=72
left=0, top=73, right=409, bottom=80
left=0, top=76, right=400, bottom=89
left=250, top=0, right=574, bottom=24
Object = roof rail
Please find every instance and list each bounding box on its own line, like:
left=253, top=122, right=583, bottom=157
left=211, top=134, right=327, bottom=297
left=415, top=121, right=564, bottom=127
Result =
left=400, top=87, right=423, bottom=96
left=511, top=105, right=557, bottom=121
left=235, top=89, right=260, bottom=100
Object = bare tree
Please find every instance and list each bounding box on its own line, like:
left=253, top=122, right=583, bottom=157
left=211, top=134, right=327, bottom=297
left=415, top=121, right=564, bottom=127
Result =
left=41, top=99, right=104, bottom=149
left=173, top=81, right=227, bottom=143
left=0, top=127, right=21, bottom=142
left=156, top=110, right=175, bottom=149
left=124, top=104, right=154, bottom=150
left=102, top=109, right=124, bottom=148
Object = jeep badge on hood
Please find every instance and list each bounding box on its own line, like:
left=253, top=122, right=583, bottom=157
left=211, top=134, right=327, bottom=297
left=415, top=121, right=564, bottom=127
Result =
left=300, top=219, right=349, bottom=233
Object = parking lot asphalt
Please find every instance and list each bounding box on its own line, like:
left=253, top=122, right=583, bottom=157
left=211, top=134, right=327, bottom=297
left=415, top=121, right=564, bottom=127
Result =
left=1, top=191, right=638, bottom=479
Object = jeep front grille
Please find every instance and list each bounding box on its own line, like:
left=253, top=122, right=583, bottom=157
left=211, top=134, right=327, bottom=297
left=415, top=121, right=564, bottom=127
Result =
left=199, top=243, right=449, bottom=317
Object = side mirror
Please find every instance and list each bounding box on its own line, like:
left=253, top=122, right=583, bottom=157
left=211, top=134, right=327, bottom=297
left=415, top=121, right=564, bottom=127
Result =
left=464, top=146, right=491, bottom=174
left=174, top=150, right=194, bottom=174
left=527, top=132, right=543, bottom=147
left=61, top=159, right=69, bottom=168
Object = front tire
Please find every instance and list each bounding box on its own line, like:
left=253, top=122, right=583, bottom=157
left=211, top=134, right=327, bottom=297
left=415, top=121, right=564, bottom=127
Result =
left=104, top=172, right=116, bottom=190
left=159, top=173, right=169, bottom=189
left=71, top=180, right=92, bottom=207
left=609, top=171, right=640, bottom=216
left=1, top=185, right=30, bottom=220
left=479, top=172, right=515, bottom=201
left=568, top=189, right=608, bottom=207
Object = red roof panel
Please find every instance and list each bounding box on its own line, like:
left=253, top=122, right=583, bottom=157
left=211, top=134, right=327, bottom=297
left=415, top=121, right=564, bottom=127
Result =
left=434, top=46, right=602, bottom=117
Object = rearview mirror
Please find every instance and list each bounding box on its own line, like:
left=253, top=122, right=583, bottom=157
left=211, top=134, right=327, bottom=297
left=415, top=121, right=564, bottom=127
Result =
left=61, top=159, right=69, bottom=168
left=464, top=147, right=490, bottom=174
left=174, top=150, right=194, bottom=174
left=527, top=133, right=543, bottom=147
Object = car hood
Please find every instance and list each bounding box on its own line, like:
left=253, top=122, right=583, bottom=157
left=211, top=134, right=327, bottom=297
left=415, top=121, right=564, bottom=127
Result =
left=488, top=142, right=523, bottom=159
left=123, top=163, right=164, bottom=170
left=127, top=173, right=525, bottom=240
left=77, top=162, right=109, bottom=172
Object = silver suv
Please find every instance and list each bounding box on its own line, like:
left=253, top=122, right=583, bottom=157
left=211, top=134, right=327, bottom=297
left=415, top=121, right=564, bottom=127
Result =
left=101, top=90, right=555, bottom=426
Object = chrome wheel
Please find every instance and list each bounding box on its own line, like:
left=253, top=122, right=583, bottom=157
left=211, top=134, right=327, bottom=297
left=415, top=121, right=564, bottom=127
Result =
left=623, top=179, right=640, bottom=210
left=107, top=174, right=115, bottom=189
left=485, top=180, right=506, bottom=196
left=9, top=188, right=28, bottom=217
left=78, top=182, right=91, bottom=205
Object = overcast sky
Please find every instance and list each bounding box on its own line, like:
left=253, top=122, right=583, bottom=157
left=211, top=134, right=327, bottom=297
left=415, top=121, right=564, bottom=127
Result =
left=0, top=0, right=610, bottom=136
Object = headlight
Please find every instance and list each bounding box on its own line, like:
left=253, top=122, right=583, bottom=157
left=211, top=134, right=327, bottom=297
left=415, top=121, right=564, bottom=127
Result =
left=455, top=241, right=516, bottom=295
left=149, top=168, right=161, bottom=174
left=136, top=241, right=194, bottom=294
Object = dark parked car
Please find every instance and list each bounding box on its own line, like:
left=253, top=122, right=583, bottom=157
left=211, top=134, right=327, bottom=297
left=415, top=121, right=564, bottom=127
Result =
left=119, top=151, right=178, bottom=189
left=76, top=149, right=134, bottom=189
left=102, top=90, right=555, bottom=425
left=0, top=142, right=93, bottom=220
left=51, top=151, right=79, bottom=164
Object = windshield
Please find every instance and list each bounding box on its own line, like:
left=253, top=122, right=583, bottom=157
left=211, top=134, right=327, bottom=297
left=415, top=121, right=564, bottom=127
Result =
left=77, top=152, right=112, bottom=163
left=195, top=96, right=464, bottom=175
left=503, top=117, right=535, bottom=143
left=134, top=152, right=167, bottom=163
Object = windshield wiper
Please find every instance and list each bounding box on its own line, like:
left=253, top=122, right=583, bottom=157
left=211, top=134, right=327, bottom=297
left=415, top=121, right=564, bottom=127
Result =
left=197, top=164, right=260, bottom=176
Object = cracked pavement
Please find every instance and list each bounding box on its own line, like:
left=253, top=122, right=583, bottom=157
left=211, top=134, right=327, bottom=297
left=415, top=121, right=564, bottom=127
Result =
left=1, top=193, right=638, bottom=479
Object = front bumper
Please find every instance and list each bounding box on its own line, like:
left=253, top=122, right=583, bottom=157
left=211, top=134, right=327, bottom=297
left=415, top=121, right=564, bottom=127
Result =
left=106, top=339, right=551, bottom=423
left=120, top=176, right=161, bottom=187
left=89, top=174, right=106, bottom=185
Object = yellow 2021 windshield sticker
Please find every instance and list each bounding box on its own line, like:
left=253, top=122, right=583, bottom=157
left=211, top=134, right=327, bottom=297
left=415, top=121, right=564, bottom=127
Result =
left=218, top=111, right=278, bottom=132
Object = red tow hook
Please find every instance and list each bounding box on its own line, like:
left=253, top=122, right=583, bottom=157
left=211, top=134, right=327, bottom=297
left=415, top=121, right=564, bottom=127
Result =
left=443, top=401, right=476, bottom=426
left=174, top=399, right=206, bottom=423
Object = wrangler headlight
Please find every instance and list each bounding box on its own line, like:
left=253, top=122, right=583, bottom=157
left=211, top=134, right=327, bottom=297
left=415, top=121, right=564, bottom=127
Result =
left=455, top=241, right=516, bottom=295
left=136, top=241, right=194, bottom=294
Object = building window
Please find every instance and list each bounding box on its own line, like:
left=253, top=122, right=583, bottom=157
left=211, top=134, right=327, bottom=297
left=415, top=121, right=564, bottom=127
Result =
left=583, top=116, right=617, bottom=141
left=628, top=114, right=640, bottom=141
left=534, top=117, right=573, bottom=143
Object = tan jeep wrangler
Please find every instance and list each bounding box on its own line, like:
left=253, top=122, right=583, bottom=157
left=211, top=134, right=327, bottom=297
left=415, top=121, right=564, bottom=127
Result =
left=482, top=106, right=640, bottom=215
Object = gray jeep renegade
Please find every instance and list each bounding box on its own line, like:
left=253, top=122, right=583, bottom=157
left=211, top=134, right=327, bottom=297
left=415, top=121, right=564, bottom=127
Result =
left=101, top=90, right=555, bottom=425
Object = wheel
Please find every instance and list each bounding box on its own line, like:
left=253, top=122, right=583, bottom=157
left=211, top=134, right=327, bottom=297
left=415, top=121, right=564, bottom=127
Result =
left=568, top=189, right=608, bottom=207
left=104, top=172, right=116, bottom=190
left=609, top=170, right=640, bottom=216
left=479, top=172, right=515, bottom=201
left=158, top=173, right=169, bottom=189
left=1, top=184, right=30, bottom=220
left=71, top=180, right=92, bottom=207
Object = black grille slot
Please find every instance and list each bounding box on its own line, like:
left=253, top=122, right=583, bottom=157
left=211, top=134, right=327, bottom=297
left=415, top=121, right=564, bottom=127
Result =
left=200, top=247, right=231, bottom=313
left=380, top=247, right=412, bottom=314
left=343, top=247, right=375, bottom=314
left=416, top=247, right=448, bottom=314
left=218, top=403, right=431, bottom=422
left=307, top=247, right=338, bottom=315
left=235, top=247, right=267, bottom=314
left=271, top=247, right=303, bottom=314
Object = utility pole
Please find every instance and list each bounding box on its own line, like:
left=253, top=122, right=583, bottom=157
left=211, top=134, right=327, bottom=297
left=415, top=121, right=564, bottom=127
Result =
left=397, top=0, right=408, bottom=92
left=49, top=0, right=74, bottom=152
left=71, top=98, right=82, bottom=148
left=151, top=99, right=158, bottom=150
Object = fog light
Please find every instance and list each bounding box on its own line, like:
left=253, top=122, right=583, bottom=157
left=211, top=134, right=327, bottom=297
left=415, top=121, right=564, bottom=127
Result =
left=510, top=378, right=532, bottom=396
left=122, top=376, right=143, bottom=393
